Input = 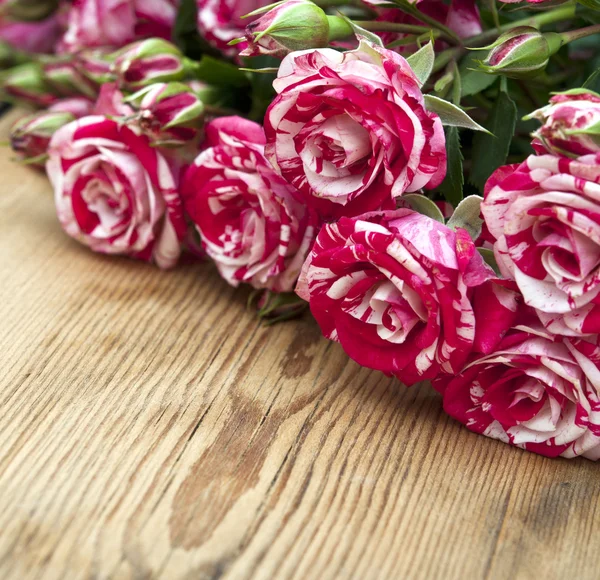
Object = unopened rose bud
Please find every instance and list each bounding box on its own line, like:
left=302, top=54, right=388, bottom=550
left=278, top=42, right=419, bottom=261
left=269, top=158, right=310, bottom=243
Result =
left=0, top=62, right=55, bottom=107
left=43, top=57, right=98, bottom=99
left=10, top=110, right=74, bottom=167
left=127, top=82, right=205, bottom=146
left=0, top=0, right=59, bottom=21
left=112, top=38, right=190, bottom=91
left=232, top=0, right=352, bottom=57
left=75, top=48, right=116, bottom=85
left=527, top=90, right=600, bottom=156
left=476, top=27, right=563, bottom=79
left=250, top=289, right=308, bottom=325
left=48, top=96, right=95, bottom=118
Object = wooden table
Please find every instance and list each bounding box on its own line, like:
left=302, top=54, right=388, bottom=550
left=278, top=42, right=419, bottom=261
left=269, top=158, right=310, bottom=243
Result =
left=0, top=108, right=598, bottom=580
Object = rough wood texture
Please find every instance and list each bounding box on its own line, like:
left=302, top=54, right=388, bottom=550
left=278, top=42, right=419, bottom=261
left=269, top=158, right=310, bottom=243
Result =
left=0, top=109, right=598, bottom=580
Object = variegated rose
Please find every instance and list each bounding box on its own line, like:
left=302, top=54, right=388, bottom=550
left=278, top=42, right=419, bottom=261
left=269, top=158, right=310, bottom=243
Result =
left=436, top=331, right=600, bottom=460
left=47, top=116, right=186, bottom=268
left=196, top=0, right=267, bottom=57
left=182, top=116, right=316, bottom=291
left=530, top=90, right=600, bottom=157
left=59, top=0, right=180, bottom=53
left=295, top=210, right=517, bottom=385
left=482, top=154, right=600, bottom=336
left=264, top=40, right=446, bottom=218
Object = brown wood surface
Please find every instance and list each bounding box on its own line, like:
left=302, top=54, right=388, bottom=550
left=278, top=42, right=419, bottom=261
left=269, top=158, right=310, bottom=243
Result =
left=0, top=108, right=598, bottom=580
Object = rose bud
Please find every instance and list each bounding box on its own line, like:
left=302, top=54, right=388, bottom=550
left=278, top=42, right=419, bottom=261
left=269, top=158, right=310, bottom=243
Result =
left=527, top=90, right=600, bottom=156
left=476, top=27, right=562, bottom=79
left=48, top=96, right=95, bottom=118
left=112, top=38, right=190, bottom=91
left=10, top=110, right=74, bottom=167
left=75, top=48, right=116, bottom=86
left=0, top=62, right=55, bottom=107
left=0, top=0, right=59, bottom=21
left=126, top=82, right=205, bottom=146
left=42, top=58, right=99, bottom=100
left=232, top=0, right=352, bottom=58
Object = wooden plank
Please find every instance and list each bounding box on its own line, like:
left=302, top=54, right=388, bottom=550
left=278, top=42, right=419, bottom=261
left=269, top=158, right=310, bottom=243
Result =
left=0, top=108, right=598, bottom=580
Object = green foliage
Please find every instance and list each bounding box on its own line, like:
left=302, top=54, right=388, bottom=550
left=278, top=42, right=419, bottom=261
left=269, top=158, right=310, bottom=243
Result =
left=470, top=88, right=518, bottom=192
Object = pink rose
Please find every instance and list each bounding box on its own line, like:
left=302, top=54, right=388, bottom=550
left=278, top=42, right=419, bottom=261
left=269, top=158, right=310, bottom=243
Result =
left=59, top=0, right=180, bottom=53
left=264, top=40, right=447, bottom=218
left=530, top=91, right=600, bottom=157
left=295, top=210, right=514, bottom=385
left=0, top=12, right=63, bottom=53
left=47, top=116, right=186, bottom=268
left=482, top=154, right=600, bottom=336
left=182, top=116, right=316, bottom=291
left=436, top=331, right=600, bottom=460
left=196, top=0, right=267, bottom=57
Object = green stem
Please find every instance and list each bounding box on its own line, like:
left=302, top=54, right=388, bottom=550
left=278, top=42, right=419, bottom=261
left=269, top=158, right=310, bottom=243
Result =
left=559, top=23, right=600, bottom=44
left=466, top=2, right=577, bottom=47
left=394, top=2, right=462, bottom=44
left=355, top=21, right=434, bottom=36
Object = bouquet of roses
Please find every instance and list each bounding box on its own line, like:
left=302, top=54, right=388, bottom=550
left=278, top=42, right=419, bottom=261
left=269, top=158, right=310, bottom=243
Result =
left=2, top=0, right=600, bottom=460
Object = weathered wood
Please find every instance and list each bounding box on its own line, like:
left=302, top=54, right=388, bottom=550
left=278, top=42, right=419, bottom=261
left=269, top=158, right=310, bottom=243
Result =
left=0, top=109, right=598, bottom=580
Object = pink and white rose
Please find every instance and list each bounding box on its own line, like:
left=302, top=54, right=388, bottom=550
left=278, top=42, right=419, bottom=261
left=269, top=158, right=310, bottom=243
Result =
left=436, top=331, right=600, bottom=460
left=196, top=0, right=268, bottom=57
left=182, top=116, right=316, bottom=291
left=264, top=39, right=447, bottom=218
left=482, top=154, right=600, bottom=336
left=47, top=116, right=186, bottom=268
left=295, top=209, right=516, bottom=385
left=59, top=0, right=180, bottom=53
left=530, top=91, right=600, bottom=157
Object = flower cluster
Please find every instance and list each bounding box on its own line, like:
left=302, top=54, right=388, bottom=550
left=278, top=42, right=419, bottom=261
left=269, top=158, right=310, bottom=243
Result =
left=2, top=0, right=600, bottom=461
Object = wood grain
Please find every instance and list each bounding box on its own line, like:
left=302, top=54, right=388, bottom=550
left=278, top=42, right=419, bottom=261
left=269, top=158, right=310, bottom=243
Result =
left=0, top=108, right=598, bottom=580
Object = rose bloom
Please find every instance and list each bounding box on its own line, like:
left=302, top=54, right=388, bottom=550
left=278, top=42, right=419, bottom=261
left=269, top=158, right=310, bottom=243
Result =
left=196, top=0, right=267, bottom=57
left=436, top=331, right=600, bottom=460
left=264, top=40, right=446, bottom=218
left=295, top=209, right=520, bottom=385
left=47, top=116, right=186, bottom=268
left=59, top=0, right=180, bottom=53
left=482, top=153, right=600, bottom=336
left=530, top=91, right=600, bottom=157
left=182, top=116, right=316, bottom=292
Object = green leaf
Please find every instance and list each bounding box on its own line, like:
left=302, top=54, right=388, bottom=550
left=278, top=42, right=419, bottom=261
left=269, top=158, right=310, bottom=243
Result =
left=470, top=89, right=517, bottom=192
left=403, top=193, right=445, bottom=223
left=459, top=53, right=498, bottom=97
left=439, top=126, right=464, bottom=207
left=446, top=195, right=483, bottom=241
left=406, top=40, right=434, bottom=86
left=477, top=248, right=500, bottom=274
left=192, top=55, right=249, bottom=87
left=584, top=68, right=600, bottom=92
left=336, top=13, right=384, bottom=47
left=424, top=95, right=490, bottom=133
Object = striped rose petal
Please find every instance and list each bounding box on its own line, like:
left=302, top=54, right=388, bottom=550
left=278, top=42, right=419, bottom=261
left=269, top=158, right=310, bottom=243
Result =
left=295, top=209, right=517, bottom=386
left=482, top=153, right=600, bottom=337
left=264, top=39, right=447, bottom=220
left=435, top=330, right=600, bottom=460
left=182, top=116, right=316, bottom=292
left=47, top=115, right=185, bottom=268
